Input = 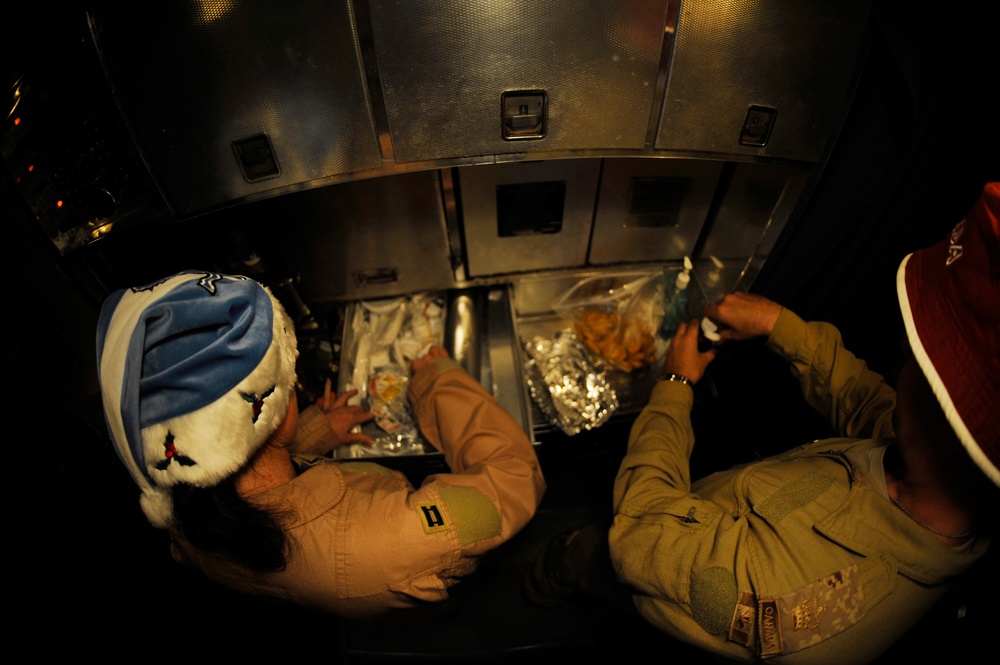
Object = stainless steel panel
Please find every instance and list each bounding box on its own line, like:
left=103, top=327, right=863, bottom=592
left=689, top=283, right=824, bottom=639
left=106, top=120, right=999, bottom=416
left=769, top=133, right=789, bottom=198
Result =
left=444, top=290, right=485, bottom=379
left=656, top=0, right=871, bottom=162
left=459, top=159, right=601, bottom=277
left=90, top=0, right=381, bottom=215
left=696, top=162, right=796, bottom=264
left=367, top=0, right=672, bottom=162
left=589, top=158, right=723, bottom=264
left=483, top=285, right=532, bottom=437
left=273, top=170, right=457, bottom=303
left=729, top=167, right=813, bottom=294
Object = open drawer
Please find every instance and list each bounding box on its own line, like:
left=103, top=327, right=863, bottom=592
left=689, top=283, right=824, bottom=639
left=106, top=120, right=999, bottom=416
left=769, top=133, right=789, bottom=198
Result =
left=333, top=285, right=530, bottom=458
left=330, top=261, right=721, bottom=459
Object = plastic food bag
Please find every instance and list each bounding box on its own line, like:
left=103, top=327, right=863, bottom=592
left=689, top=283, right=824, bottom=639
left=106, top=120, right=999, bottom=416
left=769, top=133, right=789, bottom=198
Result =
left=551, top=271, right=664, bottom=371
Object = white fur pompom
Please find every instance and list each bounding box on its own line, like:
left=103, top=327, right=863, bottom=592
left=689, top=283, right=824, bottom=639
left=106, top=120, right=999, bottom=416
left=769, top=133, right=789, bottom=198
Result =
left=140, top=488, right=175, bottom=529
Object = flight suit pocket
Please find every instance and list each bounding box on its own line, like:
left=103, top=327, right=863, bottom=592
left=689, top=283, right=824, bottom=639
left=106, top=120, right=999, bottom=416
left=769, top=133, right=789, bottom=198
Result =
left=612, top=495, right=725, bottom=602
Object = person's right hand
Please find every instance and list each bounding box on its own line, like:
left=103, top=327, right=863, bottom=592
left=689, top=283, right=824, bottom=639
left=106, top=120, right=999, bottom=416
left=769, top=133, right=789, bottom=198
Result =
left=702, top=292, right=782, bottom=342
left=411, top=345, right=449, bottom=375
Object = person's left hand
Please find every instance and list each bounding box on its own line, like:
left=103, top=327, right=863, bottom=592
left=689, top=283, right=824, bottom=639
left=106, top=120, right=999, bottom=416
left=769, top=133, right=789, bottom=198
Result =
left=316, top=379, right=375, bottom=447
left=662, top=319, right=716, bottom=384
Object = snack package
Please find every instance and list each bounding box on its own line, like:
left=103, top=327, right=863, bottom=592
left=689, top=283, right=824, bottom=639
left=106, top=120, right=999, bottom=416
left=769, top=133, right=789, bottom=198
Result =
left=368, top=365, right=411, bottom=434
left=551, top=271, right=664, bottom=371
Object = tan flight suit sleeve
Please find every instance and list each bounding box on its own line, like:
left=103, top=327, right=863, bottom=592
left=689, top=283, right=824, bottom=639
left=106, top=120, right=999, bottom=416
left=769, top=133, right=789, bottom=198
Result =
left=406, top=356, right=546, bottom=555
left=767, top=308, right=896, bottom=440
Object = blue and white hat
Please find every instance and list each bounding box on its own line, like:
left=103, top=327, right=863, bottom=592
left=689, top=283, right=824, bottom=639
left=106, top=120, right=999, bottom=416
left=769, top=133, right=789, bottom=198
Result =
left=96, top=271, right=298, bottom=528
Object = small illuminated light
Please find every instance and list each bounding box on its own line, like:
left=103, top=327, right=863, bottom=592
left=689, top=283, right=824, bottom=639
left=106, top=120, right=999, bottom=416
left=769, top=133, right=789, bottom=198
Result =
left=56, top=200, right=64, bottom=208
left=28, top=164, right=34, bottom=172
left=13, top=117, right=20, bottom=126
left=91, top=222, right=113, bottom=240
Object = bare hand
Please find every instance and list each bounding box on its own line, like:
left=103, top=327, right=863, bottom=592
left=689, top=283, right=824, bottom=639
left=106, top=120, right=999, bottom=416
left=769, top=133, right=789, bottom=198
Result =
left=267, top=390, right=300, bottom=449
left=663, top=319, right=716, bottom=384
left=702, top=292, right=782, bottom=342
left=411, top=345, right=449, bottom=375
left=317, top=379, right=375, bottom=447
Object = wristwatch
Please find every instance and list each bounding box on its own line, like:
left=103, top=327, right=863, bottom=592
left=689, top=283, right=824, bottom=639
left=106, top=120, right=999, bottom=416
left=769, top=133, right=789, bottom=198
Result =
left=663, top=373, right=693, bottom=387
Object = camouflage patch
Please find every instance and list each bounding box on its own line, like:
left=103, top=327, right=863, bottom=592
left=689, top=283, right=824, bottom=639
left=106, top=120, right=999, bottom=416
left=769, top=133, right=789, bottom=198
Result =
left=728, top=590, right=756, bottom=646
left=758, top=564, right=868, bottom=657
left=415, top=501, right=450, bottom=534
left=785, top=565, right=863, bottom=652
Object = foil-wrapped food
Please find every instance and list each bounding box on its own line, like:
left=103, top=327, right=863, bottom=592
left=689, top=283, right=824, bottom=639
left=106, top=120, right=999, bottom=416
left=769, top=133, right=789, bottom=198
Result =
left=523, top=329, right=619, bottom=436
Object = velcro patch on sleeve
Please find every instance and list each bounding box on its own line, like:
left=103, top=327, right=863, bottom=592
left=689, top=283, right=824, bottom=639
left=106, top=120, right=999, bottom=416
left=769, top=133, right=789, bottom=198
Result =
left=340, top=461, right=395, bottom=476
left=438, top=485, right=501, bottom=545
left=691, top=566, right=739, bottom=635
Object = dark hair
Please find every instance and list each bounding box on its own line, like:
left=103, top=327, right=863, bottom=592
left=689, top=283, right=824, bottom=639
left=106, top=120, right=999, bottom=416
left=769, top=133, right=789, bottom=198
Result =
left=171, top=479, right=291, bottom=573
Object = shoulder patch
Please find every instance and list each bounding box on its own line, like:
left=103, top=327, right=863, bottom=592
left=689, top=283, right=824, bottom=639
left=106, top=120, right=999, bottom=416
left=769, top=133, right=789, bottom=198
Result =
left=728, top=590, right=756, bottom=646
left=415, top=501, right=451, bottom=533
left=438, top=485, right=501, bottom=545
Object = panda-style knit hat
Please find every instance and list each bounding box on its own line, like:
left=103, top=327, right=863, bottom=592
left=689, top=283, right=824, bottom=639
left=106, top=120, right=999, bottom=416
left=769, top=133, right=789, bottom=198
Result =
left=96, top=271, right=299, bottom=528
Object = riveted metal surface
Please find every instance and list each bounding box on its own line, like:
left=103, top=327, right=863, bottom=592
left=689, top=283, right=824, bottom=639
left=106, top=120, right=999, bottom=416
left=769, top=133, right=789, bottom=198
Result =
left=697, top=162, right=798, bottom=265
left=656, top=0, right=871, bottom=162
left=91, top=0, right=381, bottom=215
left=367, top=0, right=672, bottom=162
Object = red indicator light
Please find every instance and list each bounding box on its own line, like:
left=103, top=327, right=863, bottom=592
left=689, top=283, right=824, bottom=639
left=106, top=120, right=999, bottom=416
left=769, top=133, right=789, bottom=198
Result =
left=56, top=200, right=64, bottom=208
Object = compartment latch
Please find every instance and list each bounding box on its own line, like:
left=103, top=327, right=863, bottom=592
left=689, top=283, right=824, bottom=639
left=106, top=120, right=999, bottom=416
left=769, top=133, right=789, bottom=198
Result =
left=501, top=91, right=546, bottom=140
left=739, top=105, right=776, bottom=147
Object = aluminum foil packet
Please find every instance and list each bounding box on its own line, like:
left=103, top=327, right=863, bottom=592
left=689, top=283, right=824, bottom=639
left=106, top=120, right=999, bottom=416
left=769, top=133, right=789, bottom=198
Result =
left=523, top=328, right=619, bottom=436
